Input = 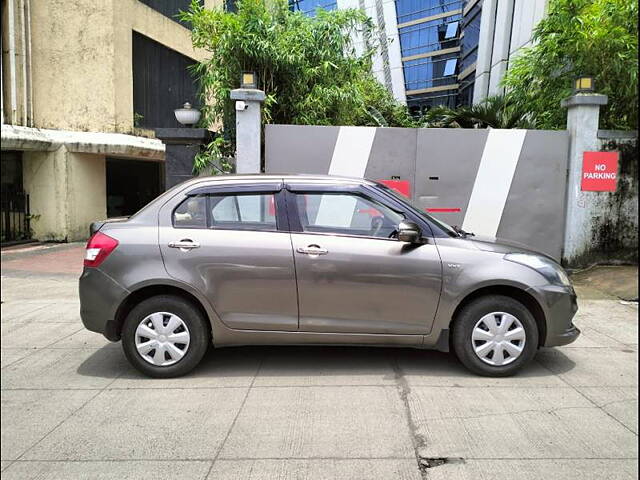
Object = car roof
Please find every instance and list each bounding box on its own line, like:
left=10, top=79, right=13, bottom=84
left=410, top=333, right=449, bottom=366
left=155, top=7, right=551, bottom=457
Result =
left=180, top=173, right=378, bottom=187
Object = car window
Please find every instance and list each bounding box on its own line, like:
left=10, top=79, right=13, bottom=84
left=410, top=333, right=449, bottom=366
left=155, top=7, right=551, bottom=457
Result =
left=173, top=195, right=207, bottom=228
left=210, top=194, right=277, bottom=231
left=295, top=192, right=404, bottom=238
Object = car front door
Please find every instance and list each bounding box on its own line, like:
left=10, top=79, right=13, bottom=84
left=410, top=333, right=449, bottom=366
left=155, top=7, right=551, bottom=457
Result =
left=159, top=182, right=299, bottom=331
left=286, top=184, right=442, bottom=335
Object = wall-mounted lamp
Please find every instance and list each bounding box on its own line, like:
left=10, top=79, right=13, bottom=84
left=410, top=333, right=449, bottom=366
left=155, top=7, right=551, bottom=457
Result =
left=574, top=76, right=595, bottom=93
left=174, top=102, right=201, bottom=127
left=241, top=71, right=257, bottom=89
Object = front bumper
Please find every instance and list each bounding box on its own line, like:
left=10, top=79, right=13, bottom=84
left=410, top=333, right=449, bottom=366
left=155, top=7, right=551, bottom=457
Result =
left=527, top=284, right=580, bottom=347
left=79, top=267, right=129, bottom=342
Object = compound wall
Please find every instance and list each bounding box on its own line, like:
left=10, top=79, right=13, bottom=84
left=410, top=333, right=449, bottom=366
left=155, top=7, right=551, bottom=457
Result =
left=266, top=125, right=569, bottom=260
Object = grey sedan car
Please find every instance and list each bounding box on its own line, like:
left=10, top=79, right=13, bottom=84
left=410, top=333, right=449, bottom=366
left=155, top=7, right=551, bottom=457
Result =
left=80, top=174, right=579, bottom=378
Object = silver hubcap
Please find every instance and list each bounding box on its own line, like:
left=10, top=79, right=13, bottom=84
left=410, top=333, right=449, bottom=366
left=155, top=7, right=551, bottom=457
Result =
left=135, top=312, right=190, bottom=366
left=471, top=312, right=526, bottom=366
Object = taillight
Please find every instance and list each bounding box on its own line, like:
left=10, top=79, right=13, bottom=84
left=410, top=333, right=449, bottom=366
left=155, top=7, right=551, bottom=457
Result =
left=84, top=232, right=119, bottom=268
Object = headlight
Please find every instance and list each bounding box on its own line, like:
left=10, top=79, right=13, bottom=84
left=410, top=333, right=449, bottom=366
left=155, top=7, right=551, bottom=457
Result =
left=505, top=253, right=572, bottom=286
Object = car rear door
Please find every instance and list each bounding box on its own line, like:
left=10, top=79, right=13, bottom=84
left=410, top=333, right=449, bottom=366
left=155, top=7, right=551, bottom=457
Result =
left=158, top=181, right=299, bottom=331
left=286, top=183, right=442, bottom=335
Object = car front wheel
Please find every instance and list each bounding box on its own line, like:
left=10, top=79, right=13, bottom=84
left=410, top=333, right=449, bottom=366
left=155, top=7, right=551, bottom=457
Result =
left=121, top=295, right=210, bottom=378
left=452, top=295, right=539, bottom=377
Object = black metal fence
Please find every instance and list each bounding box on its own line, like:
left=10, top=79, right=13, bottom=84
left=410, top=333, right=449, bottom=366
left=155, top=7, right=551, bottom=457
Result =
left=1, top=191, right=31, bottom=244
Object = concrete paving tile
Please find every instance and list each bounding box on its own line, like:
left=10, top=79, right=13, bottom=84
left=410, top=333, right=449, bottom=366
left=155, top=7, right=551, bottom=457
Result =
left=47, top=329, right=119, bottom=349
left=1, top=389, right=97, bottom=461
left=1, top=461, right=212, bottom=480
left=254, top=346, right=397, bottom=387
left=576, top=387, right=639, bottom=434
left=23, top=388, right=248, bottom=460
left=1, top=348, right=34, bottom=368
left=1, top=322, right=83, bottom=349
left=574, top=300, right=638, bottom=346
left=536, top=347, right=638, bottom=387
left=12, top=303, right=82, bottom=324
left=426, top=459, right=639, bottom=480
left=220, top=386, right=414, bottom=459
left=0, top=276, right=79, bottom=303
left=110, top=347, right=262, bottom=389
left=1, top=347, right=127, bottom=390
left=409, top=386, right=638, bottom=459
left=567, top=325, right=630, bottom=348
left=396, top=349, right=565, bottom=387
left=208, top=459, right=421, bottom=480
left=0, top=302, right=50, bottom=321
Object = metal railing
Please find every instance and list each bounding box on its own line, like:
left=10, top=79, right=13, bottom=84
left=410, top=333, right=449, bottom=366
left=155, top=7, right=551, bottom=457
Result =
left=1, top=190, right=31, bottom=244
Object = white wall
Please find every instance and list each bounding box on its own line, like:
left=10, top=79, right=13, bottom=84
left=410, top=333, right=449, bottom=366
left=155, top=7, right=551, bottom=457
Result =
left=474, top=0, right=548, bottom=103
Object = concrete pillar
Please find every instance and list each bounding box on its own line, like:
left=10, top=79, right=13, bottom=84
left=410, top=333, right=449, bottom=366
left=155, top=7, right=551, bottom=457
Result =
left=230, top=88, right=265, bottom=173
left=22, top=147, right=106, bottom=242
left=561, top=93, right=608, bottom=265
left=472, top=0, right=497, bottom=103
left=487, top=0, right=515, bottom=97
left=155, top=128, right=213, bottom=189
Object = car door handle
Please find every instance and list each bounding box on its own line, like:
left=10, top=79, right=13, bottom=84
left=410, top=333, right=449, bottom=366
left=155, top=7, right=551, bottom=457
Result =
left=168, top=240, right=200, bottom=250
left=297, top=245, right=328, bottom=256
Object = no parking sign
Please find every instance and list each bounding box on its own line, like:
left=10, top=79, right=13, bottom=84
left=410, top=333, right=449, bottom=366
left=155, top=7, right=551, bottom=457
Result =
left=581, top=151, right=619, bottom=192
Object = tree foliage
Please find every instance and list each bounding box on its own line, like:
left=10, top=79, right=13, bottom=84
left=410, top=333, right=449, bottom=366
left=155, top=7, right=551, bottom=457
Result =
left=502, top=0, right=638, bottom=130
left=182, top=0, right=413, bottom=135
left=421, top=94, right=538, bottom=129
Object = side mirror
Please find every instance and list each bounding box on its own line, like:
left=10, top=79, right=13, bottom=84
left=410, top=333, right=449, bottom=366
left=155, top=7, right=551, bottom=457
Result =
left=397, top=221, right=422, bottom=243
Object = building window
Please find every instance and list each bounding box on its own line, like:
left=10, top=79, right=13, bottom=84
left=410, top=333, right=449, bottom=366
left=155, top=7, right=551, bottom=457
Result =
left=132, top=32, right=200, bottom=129
left=403, top=54, right=459, bottom=92
left=289, top=0, right=337, bottom=16
left=459, top=1, right=481, bottom=77
left=457, top=79, right=475, bottom=106
left=444, top=21, right=459, bottom=39
left=407, top=89, right=458, bottom=114
left=398, top=14, right=462, bottom=57
left=395, top=0, right=463, bottom=25
left=138, top=0, right=202, bottom=28
left=443, top=58, right=457, bottom=76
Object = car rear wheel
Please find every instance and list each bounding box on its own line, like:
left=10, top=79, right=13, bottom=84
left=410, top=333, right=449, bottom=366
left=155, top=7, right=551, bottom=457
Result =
left=122, top=295, right=209, bottom=378
left=452, top=295, right=538, bottom=377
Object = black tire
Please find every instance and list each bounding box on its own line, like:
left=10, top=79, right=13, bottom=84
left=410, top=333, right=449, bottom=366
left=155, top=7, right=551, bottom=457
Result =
left=452, top=295, right=538, bottom=377
left=121, top=295, right=210, bottom=378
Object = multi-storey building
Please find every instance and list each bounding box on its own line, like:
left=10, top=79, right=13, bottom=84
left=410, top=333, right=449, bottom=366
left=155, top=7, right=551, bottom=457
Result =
left=291, top=0, right=548, bottom=111
left=1, top=0, right=219, bottom=243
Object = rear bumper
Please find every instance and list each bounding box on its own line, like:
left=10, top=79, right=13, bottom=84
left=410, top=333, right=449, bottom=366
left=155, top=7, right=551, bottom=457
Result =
left=79, top=267, right=129, bottom=341
left=527, top=284, right=580, bottom=347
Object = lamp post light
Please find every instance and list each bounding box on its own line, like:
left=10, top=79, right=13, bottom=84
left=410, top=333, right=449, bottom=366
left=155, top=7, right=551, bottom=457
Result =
left=574, top=76, right=595, bottom=94
left=240, top=71, right=258, bottom=89
left=174, top=102, right=201, bottom=127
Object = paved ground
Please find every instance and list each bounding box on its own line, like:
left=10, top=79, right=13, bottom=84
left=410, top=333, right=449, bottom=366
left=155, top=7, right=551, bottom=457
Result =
left=1, top=244, right=638, bottom=479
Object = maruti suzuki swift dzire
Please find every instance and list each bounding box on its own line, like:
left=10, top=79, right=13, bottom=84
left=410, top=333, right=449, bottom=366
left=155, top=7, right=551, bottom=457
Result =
left=80, top=175, right=579, bottom=378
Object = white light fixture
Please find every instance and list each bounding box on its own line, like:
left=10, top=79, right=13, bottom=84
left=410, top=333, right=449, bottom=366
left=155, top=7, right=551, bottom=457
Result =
left=174, top=102, right=201, bottom=127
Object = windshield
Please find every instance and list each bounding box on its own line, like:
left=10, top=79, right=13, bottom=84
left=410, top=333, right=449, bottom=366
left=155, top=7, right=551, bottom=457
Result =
left=376, top=183, right=459, bottom=237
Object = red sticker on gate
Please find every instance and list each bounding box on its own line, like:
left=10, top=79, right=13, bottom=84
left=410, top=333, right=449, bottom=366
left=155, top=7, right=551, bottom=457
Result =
left=581, top=152, right=619, bottom=192
left=379, top=179, right=410, bottom=197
